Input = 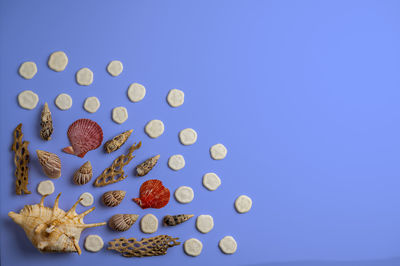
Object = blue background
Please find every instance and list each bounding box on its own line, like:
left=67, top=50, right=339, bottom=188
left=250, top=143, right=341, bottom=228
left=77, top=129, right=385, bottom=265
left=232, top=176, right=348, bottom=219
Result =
left=1, top=1, right=400, bottom=266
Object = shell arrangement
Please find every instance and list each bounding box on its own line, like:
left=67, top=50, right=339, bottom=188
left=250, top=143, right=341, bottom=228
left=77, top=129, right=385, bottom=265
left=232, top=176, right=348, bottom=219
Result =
left=36, top=150, right=61, bottom=179
left=73, top=161, right=93, bottom=185
left=108, top=214, right=139, bottom=231
left=8, top=194, right=106, bottom=255
left=102, top=190, right=126, bottom=207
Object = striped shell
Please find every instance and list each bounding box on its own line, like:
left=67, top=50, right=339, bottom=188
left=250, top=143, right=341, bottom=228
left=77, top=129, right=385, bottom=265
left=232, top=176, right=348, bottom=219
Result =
left=36, top=150, right=61, bottom=179
left=102, top=190, right=126, bottom=207
left=163, top=214, right=194, bottom=226
left=73, top=161, right=93, bottom=185
left=108, top=214, right=139, bottom=231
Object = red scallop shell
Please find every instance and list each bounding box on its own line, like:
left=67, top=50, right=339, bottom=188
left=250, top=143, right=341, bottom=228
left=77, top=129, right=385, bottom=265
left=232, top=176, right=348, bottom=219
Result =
left=132, top=179, right=170, bottom=209
left=62, top=119, right=103, bottom=158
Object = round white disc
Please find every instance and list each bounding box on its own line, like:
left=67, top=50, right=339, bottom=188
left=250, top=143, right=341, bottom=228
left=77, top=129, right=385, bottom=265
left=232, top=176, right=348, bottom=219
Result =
left=76, top=67, right=93, bottom=86
left=235, top=195, right=252, bottom=213
left=107, top=60, right=123, bottom=77
left=179, top=128, right=197, bottom=145
left=18, top=90, right=39, bottom=110
left=174, top=186, right=194, bottom=204
left=37, top=180, right=55, bottom=196
left=219, top=236, right=237, bottom=254
left=127, top=83, right=146, bottom=102
left=84, top=235, right=104, bottom=252
left=84, top=96, right=100, bottom=113
left=140, top=214, right=158, bottom=234
left=145, top=119, right=164, bottom=138
left=19, top=61, right=37, bottom=79
left=48, top=51, right=68, bottom=72
left=210, top=143, right=227, bottom=160
left=184, top=238, right=202, bottom=257
left=55, top=93, right=72, bottom=110
left=168, top=154, right=185, bottom=171
left=167, top=89, right=184, bottom=107
left=112, top=106, right=128, bottom=124
left=196, top=215, right=214, bottom=234
left=202, top=172, right=221, bottom=191
left=79, top=192, right=94, bottom=207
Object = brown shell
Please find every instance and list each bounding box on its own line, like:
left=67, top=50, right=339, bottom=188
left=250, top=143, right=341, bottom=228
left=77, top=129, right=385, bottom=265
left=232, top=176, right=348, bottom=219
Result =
left=102, top=190, right=126, bottom=207
left=104, top=129, right=133, bottom=153
left=12, top=123, right=31, bottom=195
left=36, top=150, right=61, bottom=179
left=40, top=102, right=53, bottom=141
left=163, top=214, right=194, bottom=226
left=108, top=214, right=139, bottom=231
left=136, top=155, right=160, bottom=176
left=73, top=161, right=93, bottom=185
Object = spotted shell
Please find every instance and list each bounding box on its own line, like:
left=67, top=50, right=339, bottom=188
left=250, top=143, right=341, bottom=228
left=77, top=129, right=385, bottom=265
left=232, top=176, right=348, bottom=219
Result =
left=102, top=190, right=126, bottom=207
left=73, top=161, right=93, bottom=185
left=108, top=214, right=139, bottom=231
left=36, top=150, right=61, bottom=179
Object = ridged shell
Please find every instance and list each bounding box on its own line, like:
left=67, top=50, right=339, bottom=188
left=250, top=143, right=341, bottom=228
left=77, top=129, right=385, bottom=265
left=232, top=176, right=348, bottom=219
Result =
left=132, top=179, right=170, bottom=209
left=102, top=190, right=126, bottom=207
left=40, top=102, right=53, bottom=141
left=36, top=150, right=61, bottom=179
left=104, top=129, right=133, bottom=153
left=73, top=161, right=93, bottom=185
left=108, top=214, right=139, bottom=231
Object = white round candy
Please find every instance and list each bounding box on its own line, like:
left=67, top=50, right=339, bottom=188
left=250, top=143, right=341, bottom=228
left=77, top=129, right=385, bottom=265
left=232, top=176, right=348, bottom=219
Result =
left=140, top=214, right=158, bottom=234
left=196, top=215, right=214, bottom=234
left=48, top=51, right=68, bottom=72
left=37, top=180, right=55, bottom=196
left=18, top=90, right=39, bottom=110
left=210, top=143, right=227, bottom=160
left=127, top=83, right=146, bottom=102
left=19, top=61, right=37, bottom=79
left=107, top=60, right=123, bottom=77
left=76, top=67, right=93, bottom=86
left=175, top=186, right=194, bottom=204
left=168, top=154, right=185, bottom=171
left=84, top=235, right=104, bottom=252
left=167, top=89, right=184, bottom=107
left=219, top=236, right=237, bottom=254
left=55, top=93, right=72, bottom=110
left=145, top=120, right=164, bottom=138
left=202, top=173, right=221, bottom=191
left=179, top=128, right=197, bottom=145
left=79, top=192, right=94, bottom=207
left=235, top=195, right=252, bottom=213
left=184, top=238, right=202, bottom=257
left=112, top=106, right=128, bottom=124
left=83, top=96, right=100, bottom=113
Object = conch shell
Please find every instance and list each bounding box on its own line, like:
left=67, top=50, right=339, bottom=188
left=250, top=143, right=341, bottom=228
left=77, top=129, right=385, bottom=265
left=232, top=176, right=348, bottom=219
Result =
left=36, top=150, right=61, bottom=179
left=102, top=190, right=126, bottom=207
left=8, top=193, right=106, bottom=255
left=40, top=102, right=53, bottom=141
left=108, top=214, right=139, bottom=231
left=73, top=161, right=93, bottom=185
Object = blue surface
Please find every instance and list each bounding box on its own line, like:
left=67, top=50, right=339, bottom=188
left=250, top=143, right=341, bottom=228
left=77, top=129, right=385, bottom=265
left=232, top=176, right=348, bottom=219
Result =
left=1, top=1, right=400, bottom=266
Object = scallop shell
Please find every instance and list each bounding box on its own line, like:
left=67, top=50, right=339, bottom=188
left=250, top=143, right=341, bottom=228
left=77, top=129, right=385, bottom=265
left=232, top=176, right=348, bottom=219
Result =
left=73, top=161, right=93, bottom=185
left=8, top=193, right=106, bottom=254
left=102, top=190, right=126, bottom=207
left=108, top=214, right=139, bottom=231
left=36, top=150, right=61, bottom=179
left=132, top=179, right=170, bottom=209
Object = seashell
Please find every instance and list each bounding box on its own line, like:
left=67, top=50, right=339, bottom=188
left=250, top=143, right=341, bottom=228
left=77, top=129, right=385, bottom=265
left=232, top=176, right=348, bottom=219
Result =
left=132, top=179, right=170, bottom=209
left=8, top=193, right=106, bottom=255
left=36, top=150, right=61, bottom=179
left=12, top=123, right=31, bottom=195
left=62, top=119, right=103, bottom=158
left=136, top=154, right=160, bottom=176
left=108, top=214, right=139, bottom=231
left=102, top=190, right=126, bottom=207
left=40, top=102, right=53, bottom=141
left=163, top=214, right=194, bottom=226
left=73, top=161, right=93, bottom=185
left=104, top=129, right=133, bottom=153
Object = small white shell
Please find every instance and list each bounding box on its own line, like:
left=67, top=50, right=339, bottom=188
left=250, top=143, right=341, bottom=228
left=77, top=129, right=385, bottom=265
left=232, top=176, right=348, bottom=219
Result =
left=37, top=180, right=55, bottom=196
left=84, top=235, right=104, bottom=252
left=79, top=192, right=94, bottom=207
left=140, top=214, right=158, bottom=234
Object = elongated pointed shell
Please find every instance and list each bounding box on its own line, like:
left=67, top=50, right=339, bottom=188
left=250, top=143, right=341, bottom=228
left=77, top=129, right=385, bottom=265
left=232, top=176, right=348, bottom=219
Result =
left=73, top=161, right=93, bottom=185
left=36, top=150, right=61, bottom=179
left=104, top=129, right=133, bottom=153
left=102, top=190, right=126, bottom=207
left=163, top=214, right=194, bottom=226
left=108, top=214, right=139, bottom=231
left=8, top=193, right=106, bottom=255
left=40, top=102, right=53, bottom=140
left=136, top=155, right=160, bottom=176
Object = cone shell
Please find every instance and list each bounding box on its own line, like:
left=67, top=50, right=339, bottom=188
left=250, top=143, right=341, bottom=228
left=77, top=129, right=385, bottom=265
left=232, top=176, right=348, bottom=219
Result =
left=104, top=129, right=133, bottom=153
left=73, top=161, right=93, bottom=185
left=102, top=190, right=126, bottom=207
left=40, top=102, right=53, bottom=141
left=136, top=155, right=160, bottom=177
left=36, top=150, right=61, bottom=179
left=108, top=214, right=139, bottom=231
left=163, top=214, right=194, bottom=226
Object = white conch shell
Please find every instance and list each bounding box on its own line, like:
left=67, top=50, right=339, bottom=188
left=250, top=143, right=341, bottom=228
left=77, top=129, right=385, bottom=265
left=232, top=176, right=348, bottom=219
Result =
left=8, top=193, right=106, bottom=255
left=73, top=161, right=93, bottom=185
left=36, top=150, right=61, bottom=179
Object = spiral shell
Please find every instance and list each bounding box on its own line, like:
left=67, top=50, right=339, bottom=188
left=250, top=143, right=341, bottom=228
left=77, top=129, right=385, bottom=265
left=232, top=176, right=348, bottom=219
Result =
left=40, top=102, right=53, bottom=141
left=73, top=161, right=93, bottom=185
left=102, top=190, right=126, bottom=207
left=36, top=150, right=61, bottom=179
left=108, top=214, right=139, bottom=231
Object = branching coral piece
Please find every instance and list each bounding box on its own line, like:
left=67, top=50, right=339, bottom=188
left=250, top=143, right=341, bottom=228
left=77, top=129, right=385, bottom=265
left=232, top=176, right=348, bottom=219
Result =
left=12, top=124, right=31, bottom=195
